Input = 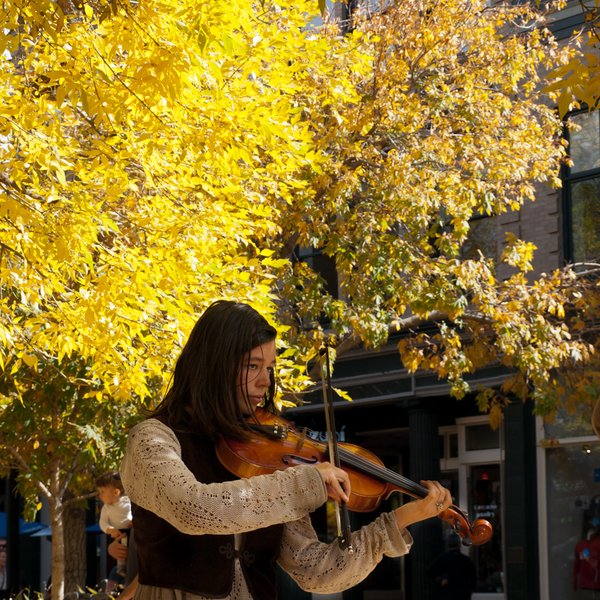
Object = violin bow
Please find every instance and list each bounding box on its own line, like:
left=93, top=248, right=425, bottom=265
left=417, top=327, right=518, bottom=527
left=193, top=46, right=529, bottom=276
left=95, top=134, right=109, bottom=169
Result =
left=320, top=338, right=354, bottom=552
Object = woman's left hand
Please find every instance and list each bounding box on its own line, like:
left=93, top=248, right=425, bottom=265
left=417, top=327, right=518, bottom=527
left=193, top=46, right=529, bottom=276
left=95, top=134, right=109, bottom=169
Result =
left=393, top=480, right=453, bottom=530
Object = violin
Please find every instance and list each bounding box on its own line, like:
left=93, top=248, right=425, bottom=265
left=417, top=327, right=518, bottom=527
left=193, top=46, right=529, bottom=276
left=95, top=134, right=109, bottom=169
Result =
left=216, top=408, right=493, bottom=546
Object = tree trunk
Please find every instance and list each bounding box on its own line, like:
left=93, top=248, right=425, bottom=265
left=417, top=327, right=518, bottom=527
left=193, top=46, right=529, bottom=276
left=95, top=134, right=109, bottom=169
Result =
left=48, top=455, right=65, bottom=600
left=50, top=498, right=65, bottom=600
left=64, top=502, right=87, bottom=596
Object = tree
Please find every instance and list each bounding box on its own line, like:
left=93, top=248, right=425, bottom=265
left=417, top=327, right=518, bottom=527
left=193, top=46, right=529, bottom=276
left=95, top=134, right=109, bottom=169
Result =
left=546, top=0, right=600, bottom=117
left=274, top=0, right=596, bottom=426
left=543, top=0, right=600, bottom=433
left=0, top=0, right=594, bottom=596
left=0, top=0, right=314, bottom=594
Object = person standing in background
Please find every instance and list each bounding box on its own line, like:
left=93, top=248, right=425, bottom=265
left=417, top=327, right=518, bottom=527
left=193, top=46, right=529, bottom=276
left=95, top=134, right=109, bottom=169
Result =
left=0, top=539, right=7, bottom=594
left=429, top=533, right=477, bottom=600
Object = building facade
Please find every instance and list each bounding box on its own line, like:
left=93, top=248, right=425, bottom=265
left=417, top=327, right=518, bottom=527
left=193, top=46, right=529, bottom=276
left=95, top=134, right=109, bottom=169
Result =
left=284, top=4, right=599, bottom=599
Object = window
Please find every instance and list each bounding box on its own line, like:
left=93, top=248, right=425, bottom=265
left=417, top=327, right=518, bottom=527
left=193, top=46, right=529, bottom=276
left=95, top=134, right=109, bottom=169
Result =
left=469, top=464, right=504, bottom=594
left=564, top=110, right=600, bottom=267
left=295, top=246, right=339, bottom=298
left=461, top=216, right=499, bottom=262
left=541, top=408, right=600, bottom=600
left=447, top=417, right=504, bottom=597
left=465, top=423, right=500, bottom=452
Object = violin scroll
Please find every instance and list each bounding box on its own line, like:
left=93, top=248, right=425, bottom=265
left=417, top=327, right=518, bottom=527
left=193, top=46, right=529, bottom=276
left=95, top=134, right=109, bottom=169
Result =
left=439, top=507, right=493, bottom=546
left=469, top=518, right=494, bottom=546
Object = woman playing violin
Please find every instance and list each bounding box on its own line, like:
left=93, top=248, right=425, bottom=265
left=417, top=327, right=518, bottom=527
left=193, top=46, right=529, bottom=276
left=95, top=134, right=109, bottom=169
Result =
left=120, top=300, right=453, bottom=600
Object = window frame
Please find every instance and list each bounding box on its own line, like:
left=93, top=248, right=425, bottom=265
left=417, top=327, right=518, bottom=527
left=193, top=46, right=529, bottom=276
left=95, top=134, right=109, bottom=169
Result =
left=562, top=109, right=600, bottom=266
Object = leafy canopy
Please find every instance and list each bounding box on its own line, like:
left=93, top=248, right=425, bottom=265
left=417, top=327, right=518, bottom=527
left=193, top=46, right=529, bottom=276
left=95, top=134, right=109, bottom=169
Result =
left=0, top=0, right=595, bottom=525
left=546, top=0, right=600, bottom=116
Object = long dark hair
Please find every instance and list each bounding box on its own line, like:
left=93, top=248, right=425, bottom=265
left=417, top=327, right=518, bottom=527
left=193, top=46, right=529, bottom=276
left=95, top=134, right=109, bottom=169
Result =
left=151, top=300, right=277, bottom=439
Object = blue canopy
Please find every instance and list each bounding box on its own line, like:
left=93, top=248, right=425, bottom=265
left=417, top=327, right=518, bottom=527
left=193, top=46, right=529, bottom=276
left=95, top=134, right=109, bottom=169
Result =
left=0, top=512, right=46, bottom=537
left=26, top=523, right=102, bottom=537
left=30, top=525, right=52, bottom=537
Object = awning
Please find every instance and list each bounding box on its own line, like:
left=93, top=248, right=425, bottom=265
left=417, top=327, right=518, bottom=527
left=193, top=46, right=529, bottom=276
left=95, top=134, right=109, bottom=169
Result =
left=27, top=523, right=103, bottom=537
left=0, top=512, right=47, bottom=537
left=30, top=525, right=52, bottom=537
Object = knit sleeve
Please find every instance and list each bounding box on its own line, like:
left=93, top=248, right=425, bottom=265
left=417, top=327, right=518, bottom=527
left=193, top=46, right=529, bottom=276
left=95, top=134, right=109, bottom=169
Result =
left=278, top=512, right=413, bottom=593
left=120, top=419, right=328, bottom=535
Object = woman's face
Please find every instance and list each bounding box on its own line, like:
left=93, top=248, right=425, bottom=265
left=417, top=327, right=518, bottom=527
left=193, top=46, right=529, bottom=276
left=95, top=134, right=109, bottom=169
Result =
left=237, top=339, right=276, bottom=415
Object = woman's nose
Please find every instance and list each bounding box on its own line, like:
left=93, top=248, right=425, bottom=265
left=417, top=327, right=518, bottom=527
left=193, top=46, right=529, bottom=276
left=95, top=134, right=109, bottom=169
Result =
left=257, top=368, right=271, bottom=387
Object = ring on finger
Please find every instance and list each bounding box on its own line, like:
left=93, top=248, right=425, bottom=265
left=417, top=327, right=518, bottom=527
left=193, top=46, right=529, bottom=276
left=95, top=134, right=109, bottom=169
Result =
left=435, top=501, right=444, bottom=511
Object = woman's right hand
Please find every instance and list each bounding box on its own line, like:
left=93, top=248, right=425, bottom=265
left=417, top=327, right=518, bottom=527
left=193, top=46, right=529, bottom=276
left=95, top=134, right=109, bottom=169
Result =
left=315, top=461, right=351, bottom=504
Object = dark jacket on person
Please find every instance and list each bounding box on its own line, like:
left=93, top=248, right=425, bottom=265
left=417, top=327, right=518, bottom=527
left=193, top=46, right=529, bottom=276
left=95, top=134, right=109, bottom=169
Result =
left=131, top=426, right=284, bottom=599
left=428, top=547, right=477, bottom=600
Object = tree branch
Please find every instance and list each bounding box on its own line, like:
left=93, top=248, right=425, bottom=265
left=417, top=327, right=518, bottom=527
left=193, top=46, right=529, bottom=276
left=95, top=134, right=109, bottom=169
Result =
left=5, top=445, right=52, bottom=499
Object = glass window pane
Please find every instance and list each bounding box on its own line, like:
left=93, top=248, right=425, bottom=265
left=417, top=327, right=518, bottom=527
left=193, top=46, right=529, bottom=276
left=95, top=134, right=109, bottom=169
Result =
left=461, top=217, right=498, bottom=261
left=440, top=470, right=459, bottom=504
left=465, top=424, right=500, bottom=451
left=546, top=444, right=600, bottom=600
left=570, top=111, right=600, bottom=173
left=570, top=176, right=600, bottom=264
left=544, top=406, right=594, bottom=439
left=469, top=464, right=504, bottom=593
left=449, top=433, right=458, bottom=458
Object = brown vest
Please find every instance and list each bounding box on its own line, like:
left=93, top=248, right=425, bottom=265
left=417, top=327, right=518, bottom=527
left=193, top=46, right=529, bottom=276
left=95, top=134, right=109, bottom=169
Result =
left=132, top=426, right=284, bottom=598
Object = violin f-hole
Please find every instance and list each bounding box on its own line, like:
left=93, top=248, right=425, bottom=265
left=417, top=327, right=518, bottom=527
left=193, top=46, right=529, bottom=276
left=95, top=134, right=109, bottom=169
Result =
left=282, top=454, right=319, bottom=466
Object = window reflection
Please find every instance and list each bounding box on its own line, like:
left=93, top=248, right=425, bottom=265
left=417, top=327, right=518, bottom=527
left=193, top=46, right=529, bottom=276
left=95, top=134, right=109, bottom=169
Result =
left=546, top=444, right=600, bottom=600
left=544, top=407, right=594, bottom=439
left=469, top=464, right=504, bottom=593
left=465, top=424, right=500, bottom=451
left=461, top=217, right=498, bottom=262
left=569, top=111, right=600, bottom=174
left=565, top=110, right=600, bottom=267
left=571, top=176, right=600, bottom=264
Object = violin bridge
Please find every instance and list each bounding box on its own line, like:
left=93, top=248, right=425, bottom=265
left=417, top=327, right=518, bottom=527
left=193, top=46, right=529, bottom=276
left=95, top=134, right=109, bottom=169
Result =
left=295, top=427, right=308, bottom=452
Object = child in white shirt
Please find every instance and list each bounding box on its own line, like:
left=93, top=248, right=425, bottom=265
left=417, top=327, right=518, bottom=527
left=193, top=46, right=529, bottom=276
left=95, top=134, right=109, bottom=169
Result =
left=97, top=471, right=132, bottom=578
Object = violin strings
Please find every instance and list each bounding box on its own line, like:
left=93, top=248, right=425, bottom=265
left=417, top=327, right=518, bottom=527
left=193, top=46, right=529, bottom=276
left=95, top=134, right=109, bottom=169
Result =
left=336, top=446, right=429, bottom=498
